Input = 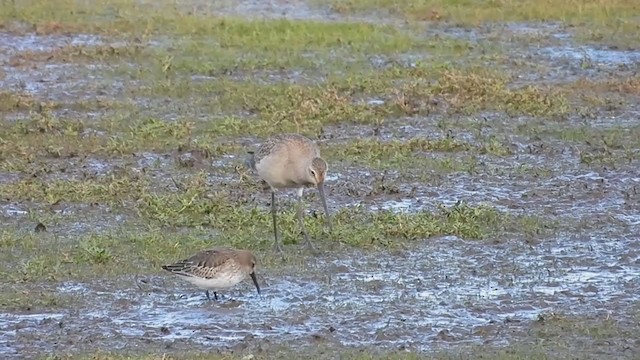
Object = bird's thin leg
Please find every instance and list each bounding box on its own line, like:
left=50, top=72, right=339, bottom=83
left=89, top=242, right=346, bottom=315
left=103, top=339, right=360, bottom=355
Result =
left=206, top=290, right=211, bottom=301
left=296, top=187, right=315, bottom=252
left=271, top=191, right=283, bottom=253
left=214, top=292, right=219, bottom=301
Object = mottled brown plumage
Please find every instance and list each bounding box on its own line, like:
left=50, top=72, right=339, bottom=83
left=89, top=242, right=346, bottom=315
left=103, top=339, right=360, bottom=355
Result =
left=162, top=247, right=261, bottom=301
left=246, top=133, right=332, bottom=253
left=251, top=134, right=319, bottom=167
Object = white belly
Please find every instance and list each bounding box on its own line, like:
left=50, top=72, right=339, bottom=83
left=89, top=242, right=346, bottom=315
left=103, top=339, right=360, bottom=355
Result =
left=181, top=273, right=245, bottom=290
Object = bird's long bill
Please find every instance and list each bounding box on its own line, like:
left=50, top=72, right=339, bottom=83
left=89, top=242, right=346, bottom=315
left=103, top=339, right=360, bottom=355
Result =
left=250, top=272, right=261, bottom=295
left=317, top=183, right=333, bottom=232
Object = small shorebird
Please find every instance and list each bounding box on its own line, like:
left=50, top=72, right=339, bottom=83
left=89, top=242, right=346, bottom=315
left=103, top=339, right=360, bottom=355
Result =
left=246, top=133, right=332, bottom=253
left=161, top=247, right=261, bottom=301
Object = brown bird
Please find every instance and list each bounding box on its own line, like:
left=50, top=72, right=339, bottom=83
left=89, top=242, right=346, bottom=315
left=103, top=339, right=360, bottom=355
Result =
left=246, top=133, right=332, bottom=253
left=161, top=247, right=261, bottom=301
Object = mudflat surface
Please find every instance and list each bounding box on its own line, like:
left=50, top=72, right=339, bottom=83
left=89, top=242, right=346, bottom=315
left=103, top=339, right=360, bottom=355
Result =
left=0, top=1, right=639, bottom=359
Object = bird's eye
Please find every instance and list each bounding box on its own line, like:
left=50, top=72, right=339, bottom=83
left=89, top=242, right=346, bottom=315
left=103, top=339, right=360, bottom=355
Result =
left=310, top=169, right=317, bottom=177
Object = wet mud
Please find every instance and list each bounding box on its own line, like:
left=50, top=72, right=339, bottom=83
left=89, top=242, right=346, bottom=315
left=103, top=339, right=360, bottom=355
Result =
left=2, top=231, right=639, bottom=357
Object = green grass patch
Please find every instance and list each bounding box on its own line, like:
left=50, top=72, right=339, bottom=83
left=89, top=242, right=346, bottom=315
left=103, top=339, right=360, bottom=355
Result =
left=577, top=147, right=638, bottom=166
left=2, top=0, right=413, bottom=42
left=534, top=125, right=640, bottom=148
left=332, top=66, right=568, bottom=118
left=137, top=172, right=544, bottom=248
left=325, top=137, right=512, bottom=168
left=320, top=0, right=640, bottom=46
left=0, top=90, right=39, bottom=112
left=0, top=169, right=146, bottom=205
left=568, top=75, right=640, bottom=97
left=0, top=176, right=543, bottom=283
left=327, top=141, right=482, bottom=172
left=0, top=227, right=214, bottom=283
left=0, top=285, right=76, bottom=311
left=521, top=125, right=640, bottom=165
left=135, top=65, right=569, bottom=140
left=160, top=32, right=470, bottom=73
left=2, top=1, right=477, bottom=73
left=421, top=68, right=570, bottom=117
left=322, top=0, right=638, bottom=28
left=0, top=64, right=568, bottom=171
left=8, top=43, right=147, bottom=67
left=532, top=312, right=624, bottom=340
left=0, top=114, right=240, bottom=170
left=0, top=1, right=455, bottom=57
left=148, top=81, right=388, bottom=135
left=171, top=20, right=417, bottom=54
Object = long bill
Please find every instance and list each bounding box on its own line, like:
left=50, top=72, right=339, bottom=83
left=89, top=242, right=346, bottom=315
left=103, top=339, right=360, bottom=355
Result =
left=317, top=182, right=333, bottom=232
left=250, top=272, right=261, bottom=295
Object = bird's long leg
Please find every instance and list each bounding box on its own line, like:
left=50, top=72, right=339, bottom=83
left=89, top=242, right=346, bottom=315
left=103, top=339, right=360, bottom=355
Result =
left=296, top=187, right=316, bottom=253
left=206, top=290, right=212, bottom=301
left=271, top=191, right=283, bottom=254
left=213, top=292, right=219, bottom=301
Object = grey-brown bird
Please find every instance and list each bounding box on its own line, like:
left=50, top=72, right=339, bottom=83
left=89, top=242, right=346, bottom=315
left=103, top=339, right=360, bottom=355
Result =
left=161, top=247, right=261, bottom=301
left=246, top=133, right=332, bottom=253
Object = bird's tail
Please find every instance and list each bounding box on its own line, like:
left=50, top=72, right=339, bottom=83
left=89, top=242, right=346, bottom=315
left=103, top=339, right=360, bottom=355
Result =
left=162, top=263, right=189, bottom=276
left=244, top=151, right=256, bottom=170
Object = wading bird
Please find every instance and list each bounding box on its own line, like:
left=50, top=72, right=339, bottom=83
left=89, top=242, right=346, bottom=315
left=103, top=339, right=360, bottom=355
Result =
left=162, top=247, right=261, bottom=301
left=246, top=133, right=332, bottom=253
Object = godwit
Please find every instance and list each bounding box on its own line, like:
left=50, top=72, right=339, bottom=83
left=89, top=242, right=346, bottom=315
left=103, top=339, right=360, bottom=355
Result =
left=246, top=133, right=332, bottom=252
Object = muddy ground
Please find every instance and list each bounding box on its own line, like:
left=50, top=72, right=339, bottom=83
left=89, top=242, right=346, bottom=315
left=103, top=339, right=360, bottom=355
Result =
left=1, top=1, right=639, bottom=359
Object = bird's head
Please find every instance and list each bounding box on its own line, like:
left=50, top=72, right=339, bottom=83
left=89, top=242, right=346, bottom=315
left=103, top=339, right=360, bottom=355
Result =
left=308, top=157, right=328, bottom=186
